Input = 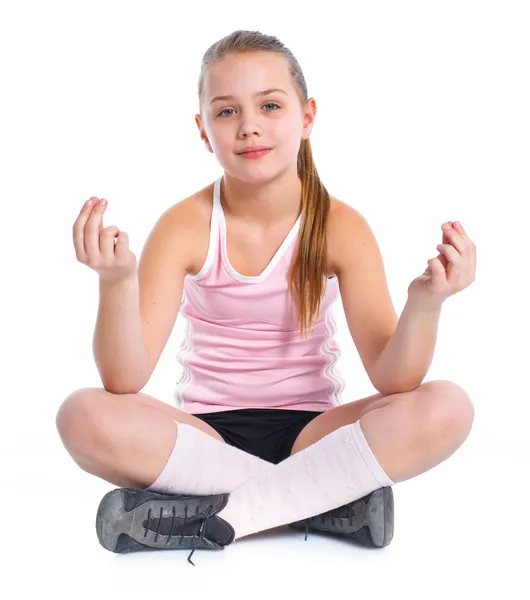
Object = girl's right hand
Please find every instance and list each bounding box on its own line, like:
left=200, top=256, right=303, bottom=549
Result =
left=73, top=197, right=138, bottom=282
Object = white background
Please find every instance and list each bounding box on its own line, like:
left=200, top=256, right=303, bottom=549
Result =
left=1, top=0, right=528, bottom=597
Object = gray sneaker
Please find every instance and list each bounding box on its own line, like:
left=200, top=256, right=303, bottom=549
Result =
left=288, top=487, right=394, bottom=548
left=96, top=488, right=235, bottom=565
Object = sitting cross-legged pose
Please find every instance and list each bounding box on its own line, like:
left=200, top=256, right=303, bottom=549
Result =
left=57, top=29, right=476, bottom=567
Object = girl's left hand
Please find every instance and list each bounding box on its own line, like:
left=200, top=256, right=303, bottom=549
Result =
left=407, top=221, right=476, bottom=306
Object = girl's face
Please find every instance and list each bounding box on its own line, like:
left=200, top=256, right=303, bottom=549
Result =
left=196, top=52, right=315, bottom=181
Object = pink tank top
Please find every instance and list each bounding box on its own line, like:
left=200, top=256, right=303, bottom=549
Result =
left=174, top=175, right=346, bottom=414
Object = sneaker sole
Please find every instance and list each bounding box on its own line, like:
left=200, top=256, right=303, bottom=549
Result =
left=290, top=487, right=394, bottom=548
left=96, top=488, right=223, bottom=554
left=364, top=486, right=394, bottom=547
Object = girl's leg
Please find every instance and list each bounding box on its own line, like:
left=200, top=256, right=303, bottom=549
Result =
left=55, top=387, right=227, bottom=489
left=56, top=387, right=279, bottom=494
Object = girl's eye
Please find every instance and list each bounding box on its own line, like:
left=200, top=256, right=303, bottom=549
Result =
left=217, top=103, right=280, bottom=118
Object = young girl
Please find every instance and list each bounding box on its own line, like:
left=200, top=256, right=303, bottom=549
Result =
left=58, top=30, right=476, bottom=566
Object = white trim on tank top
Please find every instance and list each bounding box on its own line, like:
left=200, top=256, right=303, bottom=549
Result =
left=186, top=175, right=302, bottom=284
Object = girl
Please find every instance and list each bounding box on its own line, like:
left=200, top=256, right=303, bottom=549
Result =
left=58, top=30, right=476, bottom=566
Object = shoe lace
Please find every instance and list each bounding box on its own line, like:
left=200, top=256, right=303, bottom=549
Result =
left=145, top=503, right=213, bottom=566
left=186, top=512, right=209, bottom=566
left=301, top=504, right=356, bottom=541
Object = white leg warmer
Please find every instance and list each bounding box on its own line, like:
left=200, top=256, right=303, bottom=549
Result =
left=145, top=421, right=275, bottom=495
left=216, top=420, right=395, bottom=540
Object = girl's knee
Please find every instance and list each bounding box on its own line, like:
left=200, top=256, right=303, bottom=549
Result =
left=56, top=387, right=110, bottom=451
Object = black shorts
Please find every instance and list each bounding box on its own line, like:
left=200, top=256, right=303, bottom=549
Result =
left=192, top=408, right=324, bottom=464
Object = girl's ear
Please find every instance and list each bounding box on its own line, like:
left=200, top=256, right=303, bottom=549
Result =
left=195, top=115, right=213, bottom=153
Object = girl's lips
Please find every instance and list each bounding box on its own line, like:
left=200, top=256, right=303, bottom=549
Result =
left=238, top=148, right=272, bottom=158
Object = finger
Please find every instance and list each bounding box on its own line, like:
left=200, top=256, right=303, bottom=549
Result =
left=100, top=225, right=120, bottom=259
left=436, top=244, right=461, bottom=281
left=441, top=227, right=467, bottom=255
left=429, top=257, right=445, bottom=273
left=436, top=243, right=460, bottom=261
left=436, top=251, right=449, bottom=269
left=442, top=223, right=459, bottom=247
left=453, top=221, right=475, bottom=248
left=85, top=199, right=107, bottom=257
left=427, top=257, right=446, bottom=282
left=73, top=198, right=98, bottom=261
left=114, top=230, right=128, bottom=260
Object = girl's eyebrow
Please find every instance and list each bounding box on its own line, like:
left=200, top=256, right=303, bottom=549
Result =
left=209, top=88, right=288, bottom=105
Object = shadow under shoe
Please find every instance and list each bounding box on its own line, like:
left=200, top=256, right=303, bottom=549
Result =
left=96, top=488, right=235, bottom=566
left=288, top=487, right=394, bottom=548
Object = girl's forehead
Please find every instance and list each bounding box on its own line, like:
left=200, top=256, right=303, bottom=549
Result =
left=206, top=54, right=290, bottom=85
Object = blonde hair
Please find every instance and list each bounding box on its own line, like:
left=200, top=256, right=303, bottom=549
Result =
left=198, top=30, right=331, bottom=341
